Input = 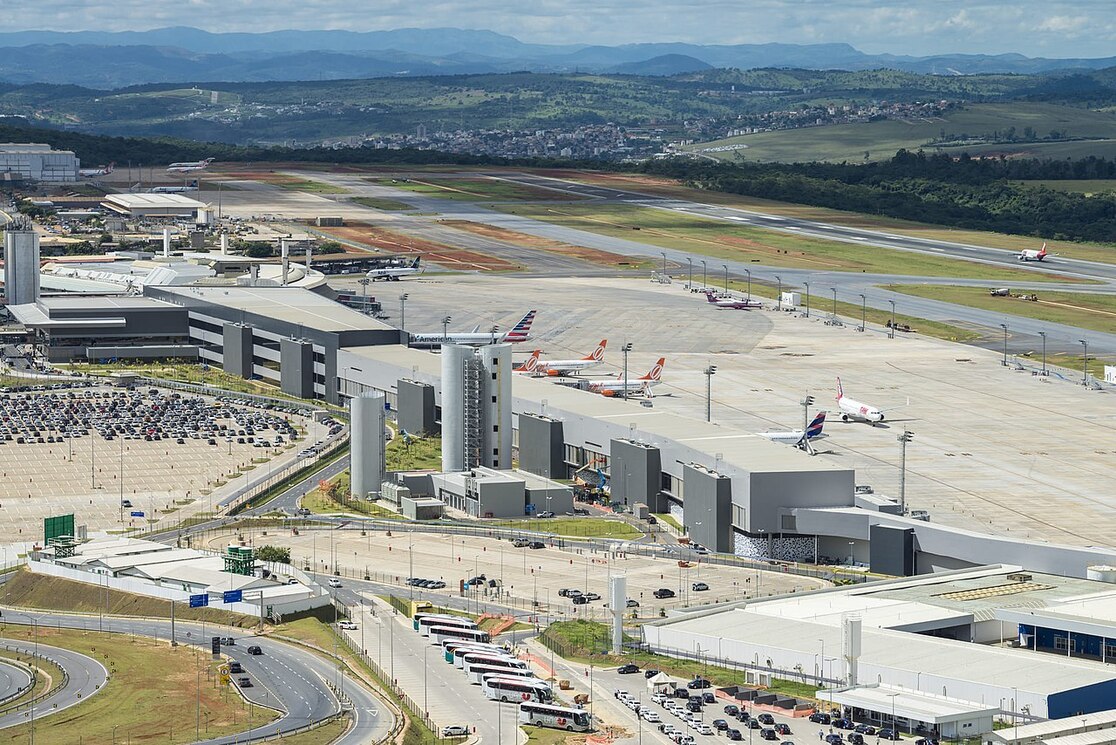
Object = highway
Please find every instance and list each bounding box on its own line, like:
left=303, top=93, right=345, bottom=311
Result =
left=0, top=608, right=393, bottom=744
left=0, top=638, right=107, bottom=730
left=0, top=658, right=32, bottom=705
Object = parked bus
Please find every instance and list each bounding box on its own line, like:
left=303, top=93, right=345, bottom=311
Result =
left=519, top=702, right=594, bottom=732
left=468, top=665, right=536, bottom=685
left=448, top=642, right=506, bottom=666
left=482, top=675, right=553, bottom=703
left=428, top=625, right=491, bottom=646
left=416, top=614, right=477, bottom=637
left=462, top=652, right=528, bottom=675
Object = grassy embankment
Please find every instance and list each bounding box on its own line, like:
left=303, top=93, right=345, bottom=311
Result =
left=351, top=196, right=417, bottom=211
left=301, top=436, right=440, bottom=517
left=368, top=176, right=581, bottom=202
left=541, top=620, right=818, bottom=700
left=0, top=623, right=278, bottom=744
left=493, top=201, right=1080, bottom=283
left=488, top=518, right=641, bottom=539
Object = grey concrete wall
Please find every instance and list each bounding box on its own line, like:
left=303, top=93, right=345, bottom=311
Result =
left=475, top=479, right=526, bottom=518
left=397, top=379, right=437, bottom=436
left=222, top=323, right=254, bottom=378
left=279, top=338, right=314, bottom=399
left=4, top=231, right=39, bottom=305
left=526, top=485, right=574, bottom=515
left=610, top=438, right=662, bottom=509
left=682, top=464, right=733, bottom=552
left=84, top=345, right=199, bottom=360
left=518, top=413, right=564, bottom=479
left=441, top=344, right=469, bottom=472
left=480, top=344, right=512, bottom=469
left=351, top=392, right=386, bottom=500
left=869, top=524, right=915, bottom=576
left=745, top=469, right=857, bottom=533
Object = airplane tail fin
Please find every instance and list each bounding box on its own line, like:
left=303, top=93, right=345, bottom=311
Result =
left=521, top=350, right=540, bottom=373
left=411, top=256, right=421, bottom=269
left=1039, top=243, right=1047, bottom=257
left=584, top=339, right=607, bottom=361
left=107, top=162, right=115, bottom=173
left=640, top=358, right=666, bottom=381
left=836, top=377, right=844, bottom=400
left=806, top=411, right=826, bottom=440
left=705, top=293, right=718, bottom=303
left=503, top=310, right=536, bottom=343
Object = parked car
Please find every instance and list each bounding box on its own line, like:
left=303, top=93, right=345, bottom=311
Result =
left=849, top=734, right=865, bottom=745
left=915, top=739, right=939, bottom=745
left=512, top=538, right=530, bottom=547
left=713, top=719, right=730, bottom=731
left=758, top=714, right=775, bottom=725
left=618, top=664, right=640, bottom=674
left=327, top=578, right=342, bottom=588
left=878, top=729, right=901, bottom=741
left=442, top=725, right=470, bottom=737
left=644, top=669, right=660, bottom=678
left=582, top=592, right=601, bottom=601
left=761, top=729, right=779, bottom=740
left=826, top=736, right=844, bottom=745
left=572, top=595, right=589, bottom=605
left=833, top=719, right=855, bottom=730
left=687, top=678, right=711, bottom=689
left=776, top=723, right=792, bottom=735
left=724, top=705, right=740, bottom=717
left=528, top=541, right=546, bottom=549
left=627, top=599, right=640, bottom=608
left=536, top=511, right=555, bottom=518
left=654, top=588, right=676, bottom=599
left=692, top=581, right=710, bottom=591
left=810, top=713, right=831, bottom=725
left=855, top=725, right=877, bottom=735
left=727, top=729, right=744, bottom=741
left=338, top=620, right=357, bottom=630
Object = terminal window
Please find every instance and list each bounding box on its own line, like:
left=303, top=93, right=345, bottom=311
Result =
left=1054, top=636, right=1077, bottom=653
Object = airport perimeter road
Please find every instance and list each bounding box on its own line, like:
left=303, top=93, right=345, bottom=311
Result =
left=245, top=454, right=350, bottom=516
left=0, top=639, right=108, bottom=730
left=0, top=609, right=393, bottom=745
left=0, top=659, right=31, bottom=705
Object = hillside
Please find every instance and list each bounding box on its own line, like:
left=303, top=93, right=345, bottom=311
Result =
left=684, top=103, right=1116, bottom=163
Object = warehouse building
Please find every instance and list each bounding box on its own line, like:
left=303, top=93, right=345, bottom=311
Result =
left=101, top=193, right=206, bottom=220
left=0, top=143, right=79, bottom=182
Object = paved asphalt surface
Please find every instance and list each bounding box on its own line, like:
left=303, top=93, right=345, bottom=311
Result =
left=0, top=636, right=107, bottom=731
left=0, top=607, right=392, bottom=745
left=0, top=658, right=32, bottom=705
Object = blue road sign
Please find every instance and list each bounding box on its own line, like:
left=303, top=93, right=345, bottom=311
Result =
left=130, top=511, right=145, bottom=518
left=189, top=594, right=209, bottom=608
left=222, top=590, right=243, bottom=604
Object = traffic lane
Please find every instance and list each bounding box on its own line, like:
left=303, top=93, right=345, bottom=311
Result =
left=0, top=638, right=109, bottom=730
left=0, top=659, right=31, bottom=704
left=247, top=453, right=350, bottom=515
left=0, top=611, right=345, bottom=742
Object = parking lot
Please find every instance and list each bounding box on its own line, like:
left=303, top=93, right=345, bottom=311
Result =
left=0, top=385, right=318, bottom=533
left=210, top=527, right=827, bottom=617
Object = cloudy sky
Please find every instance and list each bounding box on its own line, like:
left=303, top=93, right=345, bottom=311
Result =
left=14, top=0, right=1116, bottom=58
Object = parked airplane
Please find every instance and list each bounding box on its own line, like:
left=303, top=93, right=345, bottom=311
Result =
left=166, top=158, right=215, bottom=173
left=758, top=412, right=826, bottom=454
left=1018, top=243, right=1049, bottom=262
left=705, top=291, right=762, bottom=310
left=408, top=311, right=537, bottom=349
left=517, top=340, right=607, bottom=376
left=836, top=377, right=888, bottom=424
left=367, top=256, right=421, bottom=281
left=149, top=180, right=199, bottom=194
left=79, top=162, right=114, bottom=178
left=587, top=358, right=664, bottom=397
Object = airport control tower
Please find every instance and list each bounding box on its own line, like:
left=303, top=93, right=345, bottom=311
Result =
left=441, top=343, right=512, bottom=472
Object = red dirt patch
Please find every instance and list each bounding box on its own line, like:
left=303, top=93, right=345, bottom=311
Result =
left=316, top=222, right=521, bottom=272
left=438, top=220, right=651, bottom=268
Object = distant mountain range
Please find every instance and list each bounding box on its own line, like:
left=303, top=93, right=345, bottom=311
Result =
left=0, top=27, right=1115, bottom=88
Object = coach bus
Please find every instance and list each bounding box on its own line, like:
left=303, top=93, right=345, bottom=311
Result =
left=416, top=614, right=477, bottom=636
left=428, top=625, right=490, bottom=646
left=519, top=702, right=594, bottom=732
left=468, top=664, right=536, bottom=685
left=447, top=642, right=506, bottom=666
left=462, top=652, right=528, bottom=675
left=482, top=675, right=553, bottom=703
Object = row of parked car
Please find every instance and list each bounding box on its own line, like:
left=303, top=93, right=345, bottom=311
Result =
left=406, top=577, right=447, bottom=589
left=809, top=712, right=901, bottom=742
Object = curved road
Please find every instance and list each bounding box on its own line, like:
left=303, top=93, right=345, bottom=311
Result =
left=0, top=609, right=392, bottom=745
left=0, top=658, right=32, bottom=705
left=0, top=637, right=108, bottom=730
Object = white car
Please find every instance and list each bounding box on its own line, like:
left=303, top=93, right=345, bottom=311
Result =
left=441, top=724, right=469, bottom=737
left=652, top=692, right=668, bottom=704
left=327, top=578, right=342, bottom=588
left=642, top=710, right=662, bottom=723
left=338, top=621, right=357, bottom=630
left=697, top=724, right=714, bottom=735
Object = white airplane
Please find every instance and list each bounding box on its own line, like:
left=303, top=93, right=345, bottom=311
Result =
left=587, top=358, right=664, bottom=398
left=78, top=162, right=114, bottom=178
left=166, top=158, right=215, bottom=173
left=836, top=377, right=898, bottom=424
left=408, top=311, right=536, bottom=349
left=149, top=180, right=199, bottom=194
left=705, top=291, right=762, bottom=310
left=1018, top=243, right=1049, bottom=262
left=758, top=412, right=826, bottom=454
left=517, top=340, right=607, bottom=376
left=367, top=256, right=421, bottom=281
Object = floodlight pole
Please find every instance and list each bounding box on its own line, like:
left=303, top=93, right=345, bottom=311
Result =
left=858, top=294, right=866, bottom=332
left=703, top=366, right=717, bottom=422
left=898, top=431, right=913, bottom=515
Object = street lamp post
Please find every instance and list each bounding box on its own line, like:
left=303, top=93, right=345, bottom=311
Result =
left=858, top=294, right=866, bottom=332
left=804, top=282, right=811, bottom=318
left=1000, top=324, right=1009, bottom=366
left=687, top=257, right=693, bottom=289
left=703, top=366, right=717, bottom=422
left=888, top=300, right=896, bottom=339
left=1038, top=331, right=1047, bottom=376
left=1080, top=339, right=1089, bottom=386
left=621, top=343, right=633, bottom=401
left=775, top=275, right=782, bottom=310
left=830, top=287, right=837, bottom=321
left=722, top=265, right=729, bottom=295
left=441, top=316, right=452, bottom=343
left=744, top=268, right=751, bottom=301
left=897, top=431, right=913, bottom=515
left=399, top=293, right=409, bottom=331
left=701, top=260, right=707, bottom=291
left=661, top=252, right=668, bottom=279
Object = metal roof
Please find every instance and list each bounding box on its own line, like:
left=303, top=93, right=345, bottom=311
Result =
left=157, top=286, right=394, bottom=333
left=990, top=709, right=1116, bottom=745
left=817, top=685, right=1000, bottom=724
left=102, top=193, right=205, bottom=209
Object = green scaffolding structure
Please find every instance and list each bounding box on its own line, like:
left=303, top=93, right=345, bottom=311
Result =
left=223, top=545, right=256, bottom=576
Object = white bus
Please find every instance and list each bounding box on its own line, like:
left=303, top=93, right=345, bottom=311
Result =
left=428, top=625, right=490, bottom=646
left=468, top=665, right=536, bottom=685
left=519, top=702, right=594, bottom=732
left=462, top=652, right=528, bottom=675
left=482, top=675, right=553, bottom=703
left=417, top=614, right=477, bottom=637
left=449, top=643, right=506, bottom=667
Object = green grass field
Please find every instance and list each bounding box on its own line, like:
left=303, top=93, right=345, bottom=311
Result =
left=495, top=201, right=1074, bottom=282
left=685, top=102, right=1116, bottom=163
left=388, top=435, right=441, bottom=471
left=488, top=518, right=641, bottom=538
left=887, top=284, right=1116, bottom=342
left=369, top=176, right=578, bottom=202
left=276, top=178, right=349, bottom=194
left=0, top=624, right=276, bottom=744
left=1017, top=179, right=1116, bottom=194
left=351, top=196, right=417, bottom=211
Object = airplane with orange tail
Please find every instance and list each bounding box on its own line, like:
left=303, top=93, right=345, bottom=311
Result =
left=587, top=358, right=664, bottom=398
left=517, top=340, right=607, bottom=376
